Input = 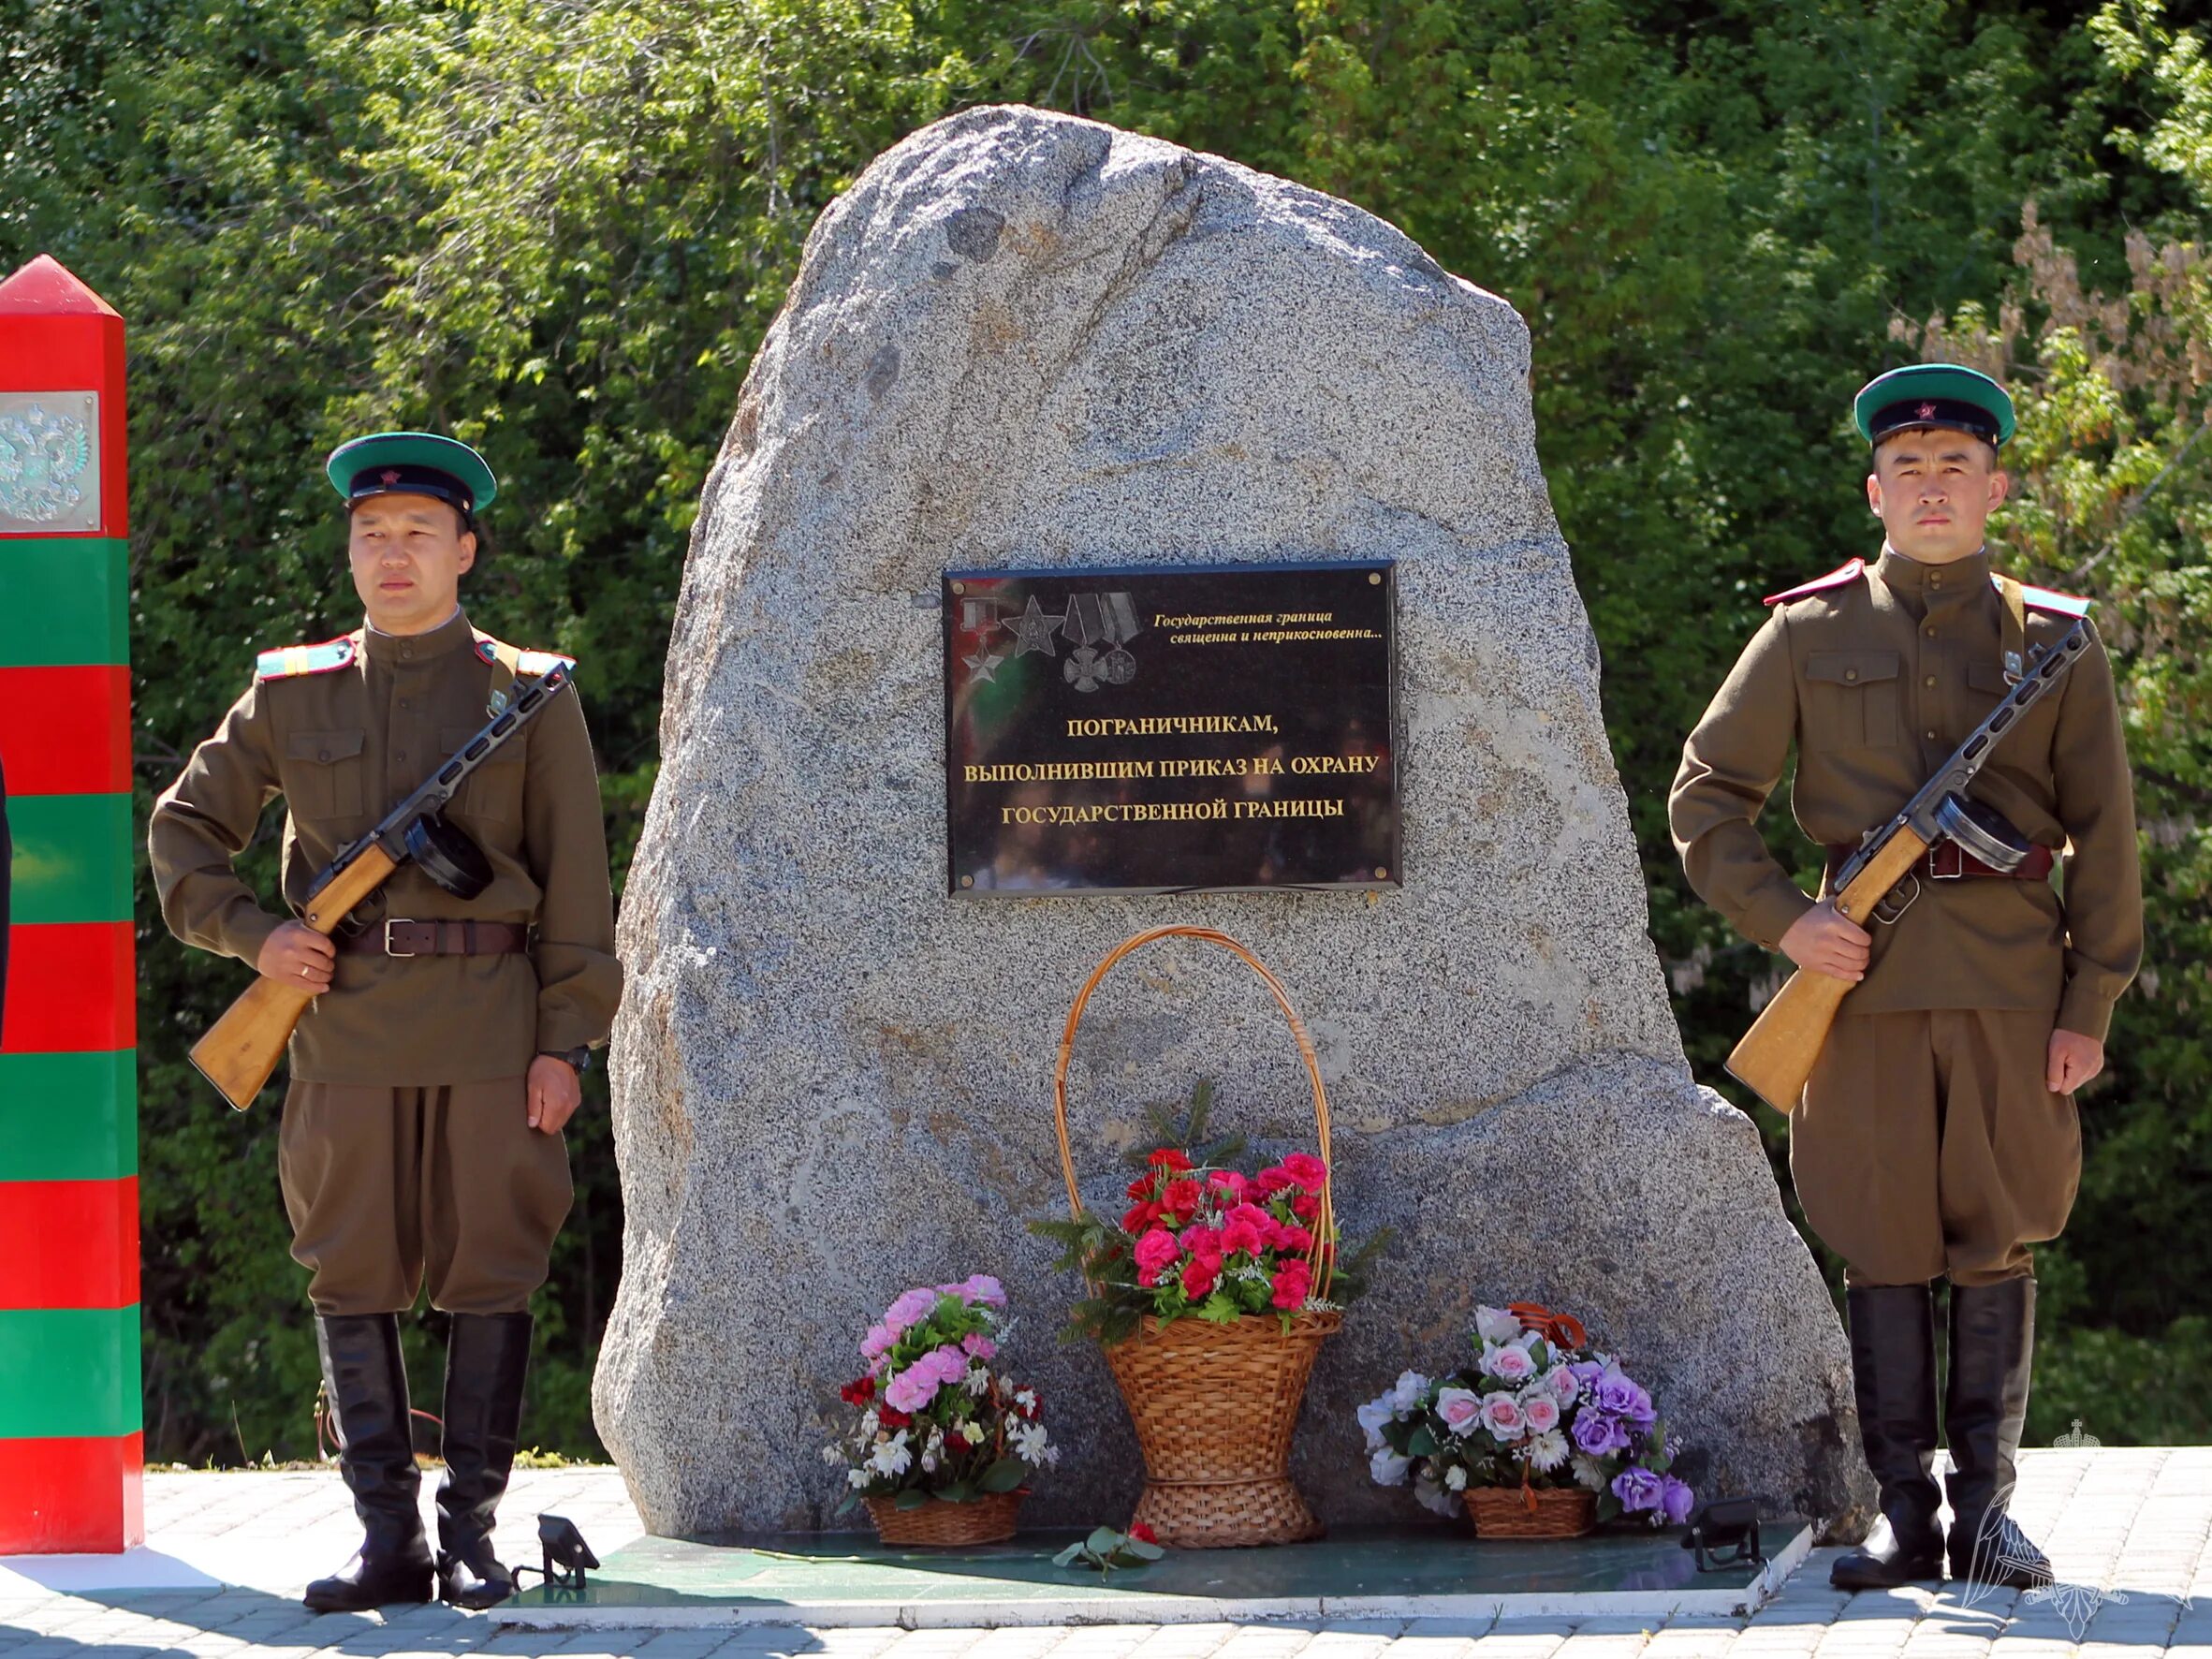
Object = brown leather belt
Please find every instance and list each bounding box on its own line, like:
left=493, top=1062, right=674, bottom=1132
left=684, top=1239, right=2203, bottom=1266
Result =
left=1825, top=842, right=2056, bottom=885
left=336, top=919, right=530, bottom=957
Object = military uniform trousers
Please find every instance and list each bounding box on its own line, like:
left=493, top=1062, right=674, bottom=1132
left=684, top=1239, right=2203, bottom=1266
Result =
left=1795, top=1008, right=2079, bottom=1290
left=278, top=1077, right=573, bottom=1315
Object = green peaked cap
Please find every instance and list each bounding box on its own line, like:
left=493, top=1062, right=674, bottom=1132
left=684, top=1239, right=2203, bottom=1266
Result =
left=325, top=432, right=498, bottom=512
left=1853, top=363, right=2016, bottom=448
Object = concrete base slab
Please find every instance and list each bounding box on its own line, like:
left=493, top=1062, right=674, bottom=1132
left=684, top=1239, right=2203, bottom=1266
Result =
left=500, top=1521, right=1816, bottom=1630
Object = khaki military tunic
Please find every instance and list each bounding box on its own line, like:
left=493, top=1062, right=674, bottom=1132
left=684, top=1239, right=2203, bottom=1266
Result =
left=1669, top=547, right=2142, bottom=1287
left=149, top=607, right=623, bottom=1314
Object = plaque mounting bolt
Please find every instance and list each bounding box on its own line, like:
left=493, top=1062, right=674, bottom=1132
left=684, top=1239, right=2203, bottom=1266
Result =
left=1369, top=572, right=1382, bottom=585
left=960, top=874, right=974, bottom=888
left=950, top=581, right=966, bottom=595
left=1374, top=867, right=1389, bottom=880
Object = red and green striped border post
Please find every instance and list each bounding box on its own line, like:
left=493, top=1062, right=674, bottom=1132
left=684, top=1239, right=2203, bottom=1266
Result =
left=0, top=256, right=142, bottom=1555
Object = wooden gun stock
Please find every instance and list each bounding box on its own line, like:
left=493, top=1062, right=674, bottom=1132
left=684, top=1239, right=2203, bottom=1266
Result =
left=1724, top=826, right=1932, bottom=1111
left=188, top=844, right=400, bottom=1110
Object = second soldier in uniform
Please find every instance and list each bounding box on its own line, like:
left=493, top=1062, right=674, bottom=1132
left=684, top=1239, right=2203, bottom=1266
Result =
left=149, top=434, right=622, bottom=1612
left=1670, top=366, right=2142, bottom=1590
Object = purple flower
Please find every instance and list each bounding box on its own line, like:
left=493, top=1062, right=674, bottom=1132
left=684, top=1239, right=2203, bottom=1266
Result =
left=939, top=1274, right=1007, bottom=1308
left=1593, top=1373, right=1656, bottom=1428
left=1572, top=1408, right=1631, bottom=1456
left=961, top=1332, right=998, bottom=1360
left=1612, top=1466, right=1664, bottom=1513
left=1658, top=1475, right=1696, bottom=1526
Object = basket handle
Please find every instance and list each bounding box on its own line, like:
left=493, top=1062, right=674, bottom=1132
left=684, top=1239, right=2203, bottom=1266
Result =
left=1053, top=925, right=1336, bottom=1300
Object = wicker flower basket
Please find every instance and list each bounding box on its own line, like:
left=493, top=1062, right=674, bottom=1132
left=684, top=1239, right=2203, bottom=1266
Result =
left=1464, top=1483, right=1597, bottom=1539
left=863, top=1491, right=1023, bottom=1548
left=1055, top=925, right=1342, bottom=1549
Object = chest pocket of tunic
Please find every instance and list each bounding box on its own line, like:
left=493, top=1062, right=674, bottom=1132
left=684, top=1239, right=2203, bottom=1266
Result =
left=1805, top=651, right=1902, bottom=747
left=441, top=725, right=525, bottom=825
left=284, top=728, right=367, bottom=820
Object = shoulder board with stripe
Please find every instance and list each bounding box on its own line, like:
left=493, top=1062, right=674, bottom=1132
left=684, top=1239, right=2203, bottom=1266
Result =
left=472, top=634, right=578, bottom=676
left=2008, top=580, right=2093, bottom=618
left=1764, top=558, right=1865, bottom=607
left=255, top=636, right=358, bottom=681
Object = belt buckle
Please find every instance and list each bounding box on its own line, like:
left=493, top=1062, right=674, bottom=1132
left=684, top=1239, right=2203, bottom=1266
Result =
left=1927, top=844, right=1964, bottom=881
left=384, top=918, right=418, bottom=957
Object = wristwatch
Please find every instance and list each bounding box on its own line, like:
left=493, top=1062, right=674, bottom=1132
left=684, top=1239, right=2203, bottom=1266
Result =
left=539, top=1045, right=592, bottom=1075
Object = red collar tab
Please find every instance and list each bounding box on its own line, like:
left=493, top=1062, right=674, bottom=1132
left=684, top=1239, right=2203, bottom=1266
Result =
left=1764, top=558, right=1865, bottom=607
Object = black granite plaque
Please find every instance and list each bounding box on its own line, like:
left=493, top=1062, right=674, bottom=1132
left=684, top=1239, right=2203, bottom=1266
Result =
left=944, top=560, right=1399, bottom=895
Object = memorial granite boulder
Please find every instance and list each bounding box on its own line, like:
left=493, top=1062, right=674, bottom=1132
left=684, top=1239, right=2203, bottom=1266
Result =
left=595, top=102, right=1877, bottom=1541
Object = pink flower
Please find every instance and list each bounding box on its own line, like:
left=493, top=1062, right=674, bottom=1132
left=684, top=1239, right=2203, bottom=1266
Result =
left=1290, top=1192, right=1321, bottom=1221
left=1519, top=1393, right=1561, bottom=1434
left=1270, top=1258, right=1311, bottom=1311
left=1480, top=1394, right=1527, bottom=1441
left=883, top=1287, right=939, bottom=1334
left=860, top=1323, right=897, bottom=1366
left=1207, top=1170, right=1252, bottom=1204
left=1481, top=1341, right=1537, bottom=1384
left=1183, top=1256, right=1220, bottom=1299
left=1280, top=1152, right=1327, bottom=1192
left=961, top=1332, right=998, bottom=1361
left=1222, top=1204, right=1272, bottom=1257
left=939, top=1274, right=1006, bottom=1308
left=1273, top=1222, right=1314, bottom=1255
left=1182, top=1225, right=1226, bottom=1265
left=885, top=1366, right=940, bottom=1413
left=1545, top=1366, right=1580, bottom=1408
left=1436, top=1387, right=1484, bottom=1435
left=1134, top=1226, right=1182, bottom=1288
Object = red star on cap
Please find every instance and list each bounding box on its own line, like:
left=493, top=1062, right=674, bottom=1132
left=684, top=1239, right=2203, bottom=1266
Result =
left=380, top=468, right=402, bottom=485
left=1916, top=402, right=1938, bottom=420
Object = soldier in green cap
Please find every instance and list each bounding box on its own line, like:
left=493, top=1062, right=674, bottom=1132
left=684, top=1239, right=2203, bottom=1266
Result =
left=1669, top=365, right=2141, bottom=1590
left=149, top=433, right=623, bottom=1612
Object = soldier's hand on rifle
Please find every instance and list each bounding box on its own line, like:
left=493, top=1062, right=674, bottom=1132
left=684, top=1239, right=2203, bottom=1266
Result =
left=527, top=1052, right=582, bottom=1135
left=2047, top=1030, right=2104, bottom=1095
left=1779, top=900, right=1871, bottom=982
left=257, top=920, right=335, bottom=992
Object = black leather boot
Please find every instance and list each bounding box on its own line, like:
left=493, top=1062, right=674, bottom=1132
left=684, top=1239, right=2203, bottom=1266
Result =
left=304, top=1314, right=433, bottom=1613
left=1944, top=1275, right=2054, bottom=1588
left=1830, top=1284, right=1946, bottom=1589
left=435, top=1311, right=534, bottom=1609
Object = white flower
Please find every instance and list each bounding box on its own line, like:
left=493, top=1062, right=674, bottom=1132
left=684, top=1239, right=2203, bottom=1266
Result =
left=1355, top=1393, right=1397, bottom=1450
left=1013, top=1421, right=1053, bottom=1466
left=965, top=1365, right=991, bottom=1394
left=869, top=1431, right=913, bottom=1478
left=1474, top=1305, right=1525, bottom=1344
left=1387, top=1370, right=1431, bottom=1414
left=859, top=1410, right=879, bottom=1437
left=1370, top=1446, right=1413, bottom=1487
left=1412, top=1469, right=1459, bottom=1517
left=820, top=1444, right=845, bottom=1465
left=1528, top=1430, right=1571, bottom=1473
left=1015, top=1388, right=1038, bottom=1414
left=846, top=1467, right=869, bottom=1489
left=960, top=1420, right=985, bottom=1443
left=1542, top=1365, right=1579, bottom=1408
left=1571, top=1452, right=1609, bottom=1491
left=1443, top=1464, right=1468, bottom=1491
left=920, top=1453, right=939, bottom=1474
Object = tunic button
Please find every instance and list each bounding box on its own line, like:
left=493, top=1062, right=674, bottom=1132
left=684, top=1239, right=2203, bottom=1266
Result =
left=1926, top=729, right=1937, bottom=741
left=1924, top=676, right=1937, bottom=688
left=317, top=749, right=330, bottom=762
left=1926, top=626, right=1938, bottom=639
left=1930, top=574, right=1941, bottom=588
left=396, top=751, right=407, bottom=763
left=401, top=646, right=414, bottom=662
left=1844, top=668, right=1858, bottom=682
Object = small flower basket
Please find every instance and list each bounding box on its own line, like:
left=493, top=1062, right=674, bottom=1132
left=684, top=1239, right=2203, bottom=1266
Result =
left=1035, top=925, right=1381, bottom=1549
left=825, top=1275, right=1058, bottom=1548
left=1359, top=1302, right=1694, bottom=1541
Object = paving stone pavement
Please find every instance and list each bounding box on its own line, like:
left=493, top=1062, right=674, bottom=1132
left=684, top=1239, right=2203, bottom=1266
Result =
left=2, top=1449, right=2206, bottom=1658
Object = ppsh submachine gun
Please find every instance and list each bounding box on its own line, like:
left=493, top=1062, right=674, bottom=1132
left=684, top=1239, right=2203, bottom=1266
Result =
left=1726, top=619, right=2092, bottom=1112
left=189, top=661, right=576, bottom=1110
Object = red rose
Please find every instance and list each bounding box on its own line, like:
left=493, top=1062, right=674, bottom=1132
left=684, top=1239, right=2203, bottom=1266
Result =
left=946, top=1431, right=971, bottom=1454
left=1163, top=1179, right=1202, bottom=1219
left=1129, top=1522, right=1159, bottom=1545
left=1148, top=1148, right=1194, bottom=1173
left=1122, top=1200, right=1162, bottom=1233
left=1280, top=1152, right=1327, bottom=1191
left=1274, top=1223, right=1313, bottom=1254
left=1181, top=1224, right=1225, bottom=1265
left=1270, top=1258, right=1311, bottom=1311
left=1183, top=1257, right=1220, bottom=1299
left=878, top=1404, right=912, bottom=1429
left=1291, top=1191, right=1320, bottom=1221
left=840, top=1375, right=877, bottom=1406
left=1126, top=1174, right=1155, bottom=1200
